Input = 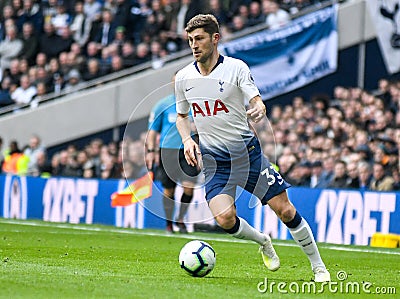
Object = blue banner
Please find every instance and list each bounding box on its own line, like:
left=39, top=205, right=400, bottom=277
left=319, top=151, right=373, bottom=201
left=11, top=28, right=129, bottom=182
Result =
left=220, top=6, right=338, bottom=100
left=1, top=174, right=399, bottom=246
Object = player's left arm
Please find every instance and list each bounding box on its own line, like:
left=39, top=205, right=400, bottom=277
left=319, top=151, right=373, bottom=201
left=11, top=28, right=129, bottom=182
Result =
left=246, top=95, right=266, bottom=123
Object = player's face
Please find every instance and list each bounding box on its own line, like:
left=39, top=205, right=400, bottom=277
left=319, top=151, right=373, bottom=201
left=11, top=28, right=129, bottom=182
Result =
left=187, top=28, right=219, bottom=64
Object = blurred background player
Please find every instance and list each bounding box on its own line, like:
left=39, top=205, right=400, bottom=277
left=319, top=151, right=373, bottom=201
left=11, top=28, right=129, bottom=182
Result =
left=146, top=76, right=200, bottom=233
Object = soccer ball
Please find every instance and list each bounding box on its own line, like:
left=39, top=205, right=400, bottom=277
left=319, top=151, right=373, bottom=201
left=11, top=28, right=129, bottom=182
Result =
left=179, top=240, right=216, bottom=277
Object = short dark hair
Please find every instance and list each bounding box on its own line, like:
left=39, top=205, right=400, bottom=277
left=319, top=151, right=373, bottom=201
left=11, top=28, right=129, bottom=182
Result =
left=185, top=14, right=219, bottom=35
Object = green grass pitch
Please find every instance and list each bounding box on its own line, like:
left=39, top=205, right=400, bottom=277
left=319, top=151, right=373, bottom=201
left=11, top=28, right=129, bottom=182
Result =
left=0, top=219, right=399, bottom=299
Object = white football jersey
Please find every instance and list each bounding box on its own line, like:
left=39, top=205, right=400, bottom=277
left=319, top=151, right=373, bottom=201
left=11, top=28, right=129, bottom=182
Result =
left=175, top=55, right=260, bottom=153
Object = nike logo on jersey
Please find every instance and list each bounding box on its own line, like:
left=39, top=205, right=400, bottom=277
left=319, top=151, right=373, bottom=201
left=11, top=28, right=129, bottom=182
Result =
left=185, top=87, right=194, bottom=92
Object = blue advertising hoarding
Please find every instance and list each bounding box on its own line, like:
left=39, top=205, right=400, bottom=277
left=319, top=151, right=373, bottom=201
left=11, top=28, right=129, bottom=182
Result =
left=1, top=174, right=399, bottom=246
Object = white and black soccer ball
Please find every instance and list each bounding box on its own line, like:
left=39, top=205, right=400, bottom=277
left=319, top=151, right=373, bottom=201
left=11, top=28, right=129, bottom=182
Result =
left=179, top=240, right=216, bottom=277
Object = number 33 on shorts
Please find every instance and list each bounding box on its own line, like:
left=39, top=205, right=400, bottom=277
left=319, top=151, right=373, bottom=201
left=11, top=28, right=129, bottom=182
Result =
left=261, top=166, right=284, bottom=186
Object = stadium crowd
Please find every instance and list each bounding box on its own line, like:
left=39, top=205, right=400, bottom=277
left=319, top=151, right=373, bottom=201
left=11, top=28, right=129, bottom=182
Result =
left=0, top=0, right=333, bottom=110
left=1, top=76, right=400, bottom=191
left=2, top=0, right=397, bottom=193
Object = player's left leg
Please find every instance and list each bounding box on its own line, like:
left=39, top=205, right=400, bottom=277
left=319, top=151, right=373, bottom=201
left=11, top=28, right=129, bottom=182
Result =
left=209, top=193, right=280, bottom=271
left=268, top=191, right=330, bottom=282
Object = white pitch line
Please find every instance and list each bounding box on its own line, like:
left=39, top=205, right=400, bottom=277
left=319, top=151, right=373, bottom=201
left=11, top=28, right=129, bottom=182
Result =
left=1, top=219, right=400, bottom=256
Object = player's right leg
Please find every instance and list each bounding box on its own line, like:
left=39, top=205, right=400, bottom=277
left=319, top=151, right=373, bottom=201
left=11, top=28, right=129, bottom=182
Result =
left=208, top=194, right=280, bottom=271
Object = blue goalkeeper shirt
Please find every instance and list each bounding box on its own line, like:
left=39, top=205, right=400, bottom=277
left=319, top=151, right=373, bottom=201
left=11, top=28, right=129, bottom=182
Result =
left=148, top=94, right=183, bottom=149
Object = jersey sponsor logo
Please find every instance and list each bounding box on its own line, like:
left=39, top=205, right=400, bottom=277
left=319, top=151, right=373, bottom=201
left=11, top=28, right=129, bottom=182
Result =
left=192, top=99, right=229, bottom=117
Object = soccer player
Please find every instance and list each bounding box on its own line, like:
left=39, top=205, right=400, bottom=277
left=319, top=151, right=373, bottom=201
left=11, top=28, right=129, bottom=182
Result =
left=175, top=14, right=330, bottom=282
left=146, top=76, right=200, bottom=233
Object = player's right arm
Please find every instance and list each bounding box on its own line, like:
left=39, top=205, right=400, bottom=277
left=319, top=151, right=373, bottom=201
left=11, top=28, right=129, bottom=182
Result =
left=176, top=113, right=200, bottom=167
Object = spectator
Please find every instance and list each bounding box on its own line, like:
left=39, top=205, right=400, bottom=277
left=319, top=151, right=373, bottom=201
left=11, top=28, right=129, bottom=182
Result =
left=327, top=160, right=349, bottom=188
left=263, top=0, right=291, bottom=29
left=24, top=134, right=46, bottom=175
left=49, top=69, right=65, bottom=94
left=111, top=25, right=127, bottom=50
left=134, top=42, right=151, bottom=66
left=109, top=55, right=124, bottom=73
left=51, top=3, right=71, bottom=36
left=48, top=57, right=63, bottom=80
left=18, top=58, right=29, bottom=75
left=0, top=76, right=14, bottom=108
left=5, top=58, right=21, bottom=85
left=2, top=140, right=29, bottom=175
left=229, top=15, right=246, bottom=32
left=93, top=9, right=117, bottom=48
left=35, top=66, right=51, bottom=90
left=0, top=25, right=23, bottom=74
left=86, top=41, right=101, bottom=59
left=82, top=58, right=103, bottom=81
left=392, top=167, right=400, bottom=190
left=175, top=0, right=201, bottom=38
left=11, top=74, right=37, bottom=107
left=126, top=140, right=147, bottom=179
left=11, top=0, right=23, bottom=17
left=285, top=161, right=303, bottom=186
left=144, top=13, right=162, bottom=39
left=87, top=138, right=102, bottom=177
left=63, top=68, right=84, bottom=93
left=40, top=22, right=65, bottom=59
left=247, top=1, right=265, bottom=27
left=310, top=160, right=330, bottom=188
left=121, top=41, right=135, bottom=68
left=296, top=160, right=312, bottom=186
left=70, top=42, right=87, bottom=71
left=113, top=0, right=131, bottom=29
left=17, top=22, right=39, bottom=66
left=30, top=81, right=47, bottom=108
left=150, top=39, right=167, bottom=69
left=32, top=151, right=52, bottom=177
left=58, top=51, right=70, bottom=75
left=0, top=5, right=16, bottom=41
left=57, top=26, right=74, bottom=55
left=52, top=150, right=79, bottom=177
left=370, top=162, right=395, bottom=191
left=35, top=52, right=48, bottom=69
left=346, top=161, right=360, bottom=188
left=100, top=153, right=120, bottom=179
left=358, top=161, right=372, bottom=191
left=70, top=1, right=92, bottom=48
left=237, top=4, right=249, bottom=21
left=66, top=51, right=82, bottom=73
left=83, top=0, right=102, bottom=23
left=41, top=0, right=59, bottom=24
left=208, top=0, right=229, bottom=25
left=16, top=0, right=43, bottom=33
